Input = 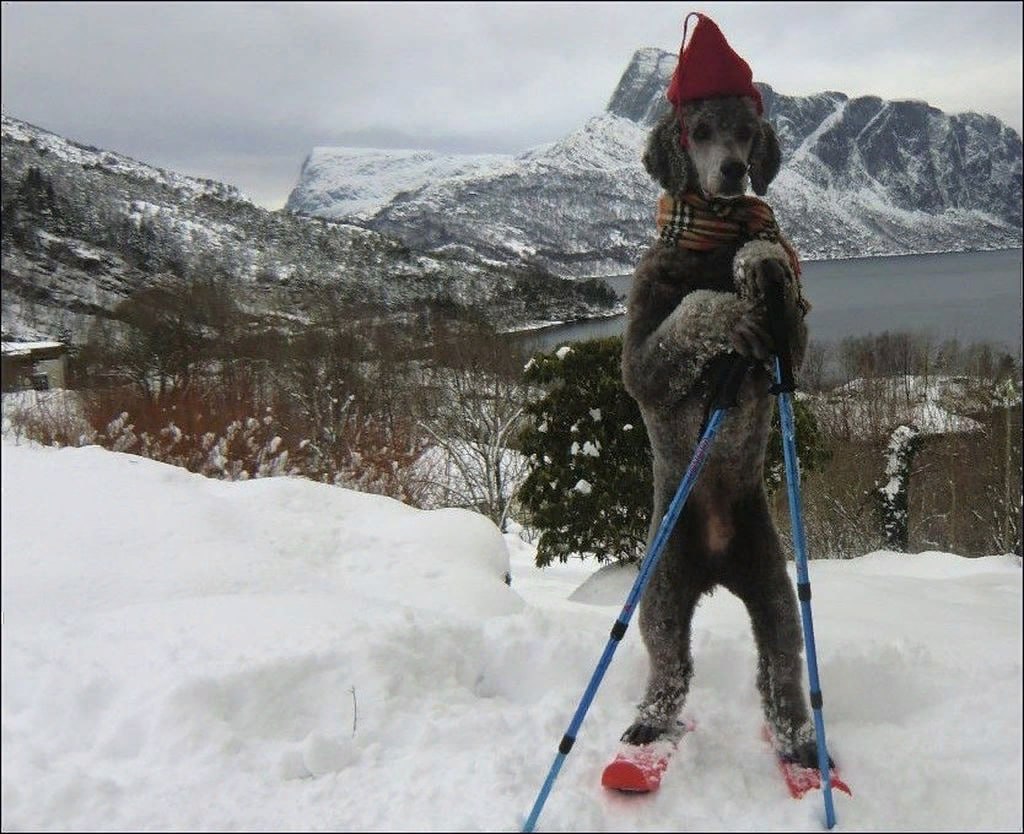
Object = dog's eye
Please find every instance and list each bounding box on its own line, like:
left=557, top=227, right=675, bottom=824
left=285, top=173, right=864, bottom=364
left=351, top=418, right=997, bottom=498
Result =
left=736, top=126, right=755, bottom=143
left=691, top=124, right=712, bottom=142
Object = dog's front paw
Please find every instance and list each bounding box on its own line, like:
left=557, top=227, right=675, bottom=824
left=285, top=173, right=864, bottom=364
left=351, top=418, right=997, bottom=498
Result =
left=737, top=255, right=794, bottom=305
left=733, top=239, right=798, bottom=305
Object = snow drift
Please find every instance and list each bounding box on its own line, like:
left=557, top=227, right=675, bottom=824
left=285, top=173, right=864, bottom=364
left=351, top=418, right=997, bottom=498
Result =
left=1, top=438, right=1021, bottom=831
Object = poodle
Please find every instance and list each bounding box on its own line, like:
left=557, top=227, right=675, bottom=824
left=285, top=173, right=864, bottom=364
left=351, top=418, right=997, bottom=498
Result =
left=619, top=94, right=820, bottom=766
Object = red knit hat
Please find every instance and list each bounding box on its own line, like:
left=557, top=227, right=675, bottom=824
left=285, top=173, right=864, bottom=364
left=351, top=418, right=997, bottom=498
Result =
left=667, top=12, right=763, bottom=145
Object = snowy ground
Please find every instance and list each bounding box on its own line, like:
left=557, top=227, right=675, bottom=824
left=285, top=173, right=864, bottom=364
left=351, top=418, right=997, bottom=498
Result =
left=2, top=438, right=1021, bottom=831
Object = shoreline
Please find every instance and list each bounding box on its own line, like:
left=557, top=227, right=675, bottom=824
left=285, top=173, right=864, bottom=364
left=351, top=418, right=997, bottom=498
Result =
left=501, top=305, right=627, bottom=337
left=503, top=246, right=1023, bottom=340
left=570, top=244, right=1023, bottom=284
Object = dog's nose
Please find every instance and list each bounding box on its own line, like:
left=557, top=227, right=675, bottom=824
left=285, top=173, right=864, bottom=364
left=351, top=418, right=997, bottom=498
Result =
left=720, top=160, right=748, bottom=183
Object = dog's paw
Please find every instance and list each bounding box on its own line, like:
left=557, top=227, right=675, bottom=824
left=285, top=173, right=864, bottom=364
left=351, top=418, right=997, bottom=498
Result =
left=737, top=256, right=794, bottom=305
left=733, top=240, right=797, bottom=305
left=781, top=738, right=835, bottom=770
left=620, top=722, right=667, bottom=746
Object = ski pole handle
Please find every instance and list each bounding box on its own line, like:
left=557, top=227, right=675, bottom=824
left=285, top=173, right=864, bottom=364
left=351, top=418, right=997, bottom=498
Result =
left=763, top=269, right=795, bottom=393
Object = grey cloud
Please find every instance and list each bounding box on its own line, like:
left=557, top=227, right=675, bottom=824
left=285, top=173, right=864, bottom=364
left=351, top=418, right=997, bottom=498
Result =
left=2, top=1, right=1020, bottom=208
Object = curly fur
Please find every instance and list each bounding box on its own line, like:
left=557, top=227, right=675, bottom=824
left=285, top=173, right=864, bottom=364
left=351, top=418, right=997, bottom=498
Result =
left=643, top=98, right=781, bottom=198
left=621, top=95, right=819, bottom=765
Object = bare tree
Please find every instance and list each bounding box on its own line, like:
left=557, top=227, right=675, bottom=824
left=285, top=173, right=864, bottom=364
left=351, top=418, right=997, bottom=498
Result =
left=415, top=327, right=532, bottom=530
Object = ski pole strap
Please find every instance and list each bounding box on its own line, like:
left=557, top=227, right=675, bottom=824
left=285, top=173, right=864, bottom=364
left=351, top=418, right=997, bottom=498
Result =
left=700, top=352, right=752, bottom=433
left=710, top=352, right=753, bottom=410
left=764, top=274, right=795, bottom=394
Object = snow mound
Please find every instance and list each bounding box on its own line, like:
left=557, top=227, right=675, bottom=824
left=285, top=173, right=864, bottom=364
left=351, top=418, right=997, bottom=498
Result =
left=568, top=559, right=637, bottom=605
left=1, top=441, right=519, bottom=621
left=2, top=438, right=1021, bottom=831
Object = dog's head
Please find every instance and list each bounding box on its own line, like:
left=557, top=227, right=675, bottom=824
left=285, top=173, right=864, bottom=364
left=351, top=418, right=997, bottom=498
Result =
left=643, top=96, right=780, bottom=198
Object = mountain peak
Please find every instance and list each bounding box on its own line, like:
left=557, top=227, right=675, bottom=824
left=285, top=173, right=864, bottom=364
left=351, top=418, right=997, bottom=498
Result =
left=605, top=48, right=676, bottom=126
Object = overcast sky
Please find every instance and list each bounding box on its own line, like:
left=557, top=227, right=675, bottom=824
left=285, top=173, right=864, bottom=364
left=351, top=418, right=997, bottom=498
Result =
left=2, top=1, right=1021, bottom=209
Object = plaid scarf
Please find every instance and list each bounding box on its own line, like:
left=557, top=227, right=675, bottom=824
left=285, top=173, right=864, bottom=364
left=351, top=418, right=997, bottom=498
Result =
left=656, top=192, right=802, bottom=278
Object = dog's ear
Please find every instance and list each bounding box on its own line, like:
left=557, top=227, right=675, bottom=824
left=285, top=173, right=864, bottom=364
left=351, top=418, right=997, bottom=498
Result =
left=749, top=119, right=781, bottom=196
left=643, top=109, right=697, bottom=194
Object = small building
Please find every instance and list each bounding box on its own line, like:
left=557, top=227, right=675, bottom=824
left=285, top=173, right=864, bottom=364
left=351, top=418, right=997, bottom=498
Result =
left=1, top=341, right=68, bottom=392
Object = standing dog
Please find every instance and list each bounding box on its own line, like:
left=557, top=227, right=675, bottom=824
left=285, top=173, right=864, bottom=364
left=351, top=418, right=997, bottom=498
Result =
left=620, top=15, right=820, bottom=766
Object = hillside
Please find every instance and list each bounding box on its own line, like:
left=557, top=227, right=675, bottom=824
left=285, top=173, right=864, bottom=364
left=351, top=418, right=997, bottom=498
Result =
left=0, top=115, right=618, bottom=343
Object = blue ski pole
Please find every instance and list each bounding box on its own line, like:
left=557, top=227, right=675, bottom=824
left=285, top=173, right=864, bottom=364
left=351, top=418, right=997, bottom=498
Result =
left=764, top=275, right=839, bottom=830
left=522, top=354, right=752, bottom=834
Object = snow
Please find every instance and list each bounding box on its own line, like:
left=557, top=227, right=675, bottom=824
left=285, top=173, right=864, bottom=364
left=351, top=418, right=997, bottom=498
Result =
left=571, top=441, right=600, bottom=458
left=790, top=96, right=849, bottom=168
left=286, top=147, right=512, bottom=219
left=0, top=340, right=65, bottom=355
left=2, top=438, right=1022, bottom=831
left=882, top=425, right=919, bottom=483
left=572, top=479, right=594, bottom=495
left=811, top=374, right=991, bottom=438
left=518, top=114, right=647, bottom=173
left=125, top=199, right=232, bottom=248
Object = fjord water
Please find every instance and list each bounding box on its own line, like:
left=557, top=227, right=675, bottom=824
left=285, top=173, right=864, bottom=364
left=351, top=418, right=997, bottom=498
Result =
left=520, top=249, right=1023, bottom=354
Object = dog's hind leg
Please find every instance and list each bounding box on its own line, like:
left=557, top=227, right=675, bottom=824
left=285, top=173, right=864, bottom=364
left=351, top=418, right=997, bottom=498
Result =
left=725, top=547, right=818, bottom=766
left=620, top=539, right=707, bottom=746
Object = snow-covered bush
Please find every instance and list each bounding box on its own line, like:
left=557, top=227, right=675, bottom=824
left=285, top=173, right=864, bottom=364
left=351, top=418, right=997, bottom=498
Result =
left=876, top=424, right=923, bottom=551
left=412, top=338, right=532, bottom=530
left=101, top=411, right=292, bottom=481
left=1, top=389, right=94, bottom=447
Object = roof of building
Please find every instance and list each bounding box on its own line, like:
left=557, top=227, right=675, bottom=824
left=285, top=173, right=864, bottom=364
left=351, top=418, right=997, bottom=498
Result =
left=1, top=341, right=67, bottom=357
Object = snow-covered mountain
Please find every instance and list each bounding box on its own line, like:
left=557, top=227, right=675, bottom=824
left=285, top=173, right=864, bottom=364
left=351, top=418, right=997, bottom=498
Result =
left=0, top=115, right=618, bottom=342
left=285, top=147, right=511, bottom=219
left=368, top=114, right=657, bottom=277
left=287, top=47, right=1023, bottom=277
left=0, top=115, right=249, bottom=205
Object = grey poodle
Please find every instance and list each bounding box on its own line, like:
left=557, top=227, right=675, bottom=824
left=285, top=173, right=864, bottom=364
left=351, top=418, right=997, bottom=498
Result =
left=620, top=95, right=821, bottom=767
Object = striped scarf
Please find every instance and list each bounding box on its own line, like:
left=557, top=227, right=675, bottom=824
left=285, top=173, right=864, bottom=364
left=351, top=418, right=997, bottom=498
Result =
left=655, top=192, right=802, bottom=278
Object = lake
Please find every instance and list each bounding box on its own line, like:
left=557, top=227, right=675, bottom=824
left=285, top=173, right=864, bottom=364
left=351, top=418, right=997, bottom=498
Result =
left=516, top=248, right=1023, bottom=355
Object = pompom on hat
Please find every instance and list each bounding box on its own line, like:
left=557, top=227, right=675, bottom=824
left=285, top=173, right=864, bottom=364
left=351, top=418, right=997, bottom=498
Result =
left=667, top=12, right=763, bottom=146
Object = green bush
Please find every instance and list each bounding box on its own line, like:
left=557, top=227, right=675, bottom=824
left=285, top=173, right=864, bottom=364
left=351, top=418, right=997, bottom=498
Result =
left=519, top=336, right=829, bottom=567
left=519, top=338, right=651, bottom=566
